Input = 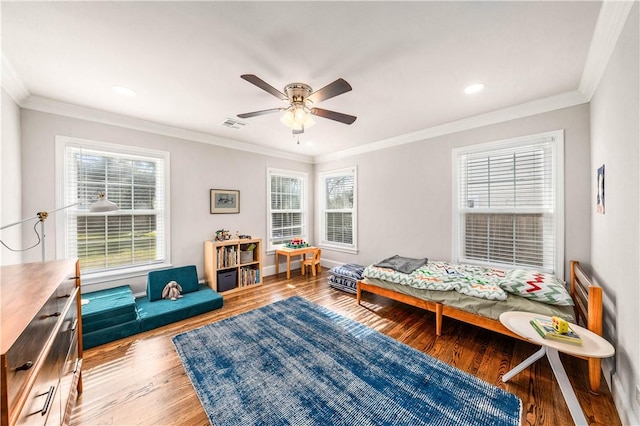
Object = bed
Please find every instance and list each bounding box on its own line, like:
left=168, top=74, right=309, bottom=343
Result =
left=356, top=259, right=604, bottom=393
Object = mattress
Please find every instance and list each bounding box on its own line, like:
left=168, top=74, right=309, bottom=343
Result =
left=360, top=277, right=575, bottom=322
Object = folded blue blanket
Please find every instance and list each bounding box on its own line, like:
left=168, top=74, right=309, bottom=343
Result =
left=374, top=255, right=429, bottom=274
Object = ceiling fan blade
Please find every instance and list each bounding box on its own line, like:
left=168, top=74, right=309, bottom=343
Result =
left=310, top=108, right=357, bottom=125
left=241, top=74, right=288, bottom=101
left=307, top=79, right=352, bottom=104
left=237, top=108, right=284, bottom=119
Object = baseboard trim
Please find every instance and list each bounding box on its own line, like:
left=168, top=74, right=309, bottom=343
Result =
left=611, top=371, right=639, bottom=426
left=263, top=260, right=304, bottom=278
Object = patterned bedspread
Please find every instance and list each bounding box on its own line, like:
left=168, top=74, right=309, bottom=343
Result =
left=363, top=261, right=508, bottom=300
left=363, top=260, right=574, bottom=306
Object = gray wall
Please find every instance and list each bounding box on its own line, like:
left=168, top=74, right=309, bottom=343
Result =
left=316, top=104, right=591, bottom=282
left=590, top=4, right=639, bottom=424
left=19, top=109, right=313, bottom=293
left=1, top=88, right=23, bottom=265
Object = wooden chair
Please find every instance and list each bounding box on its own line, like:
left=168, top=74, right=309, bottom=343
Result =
left=301, top=248, right=322, bottom=276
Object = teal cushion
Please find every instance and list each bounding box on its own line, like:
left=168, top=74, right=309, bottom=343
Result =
left=82, top=318, right=140, bottom=350
left=82, top=285, right=137, bottom=329
left=136, top=285, right=223, bottom=332
left=147, top=265, right=200, bottom=301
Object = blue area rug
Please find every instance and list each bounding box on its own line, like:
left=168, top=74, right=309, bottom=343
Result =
left=173, top=296, right=522, bottom=426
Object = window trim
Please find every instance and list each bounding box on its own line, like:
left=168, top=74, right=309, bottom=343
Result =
left=451, top=130, right=564, bottom=277
left=265, top=167, right=308, bottom=253
left=318, top=166, right=358, bottom=254
left=55, top=135, right=171, bottom=281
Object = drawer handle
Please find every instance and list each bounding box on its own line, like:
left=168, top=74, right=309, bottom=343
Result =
left=69, top=319, right=78, bottom=332
left=40, top=386, right=55, bottom=416
left=58, top=293, right=71, bottom=299
left=42, top=312, right=61, bottom=319
left=73, top=359, right=80, bottom=374
left=15, top=361, right=33, bottom=372
left=69, top=276, right=80, bottom=280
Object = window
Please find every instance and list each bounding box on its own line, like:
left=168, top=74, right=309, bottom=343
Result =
left=267, top=168, right=307, bottom=251
left=452, top=130, right=564, bottom=275
left=56, top=136, right=170, bottom=276
left=319, top=167, right=357, bottom=253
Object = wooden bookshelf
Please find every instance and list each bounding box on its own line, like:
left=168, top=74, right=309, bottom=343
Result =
left=203, top=238, right=262, bottom=294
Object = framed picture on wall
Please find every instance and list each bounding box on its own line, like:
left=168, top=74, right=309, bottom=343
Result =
left=596, top=165, right=605, bottom=214
left=210, top=189, right=240, bottom=214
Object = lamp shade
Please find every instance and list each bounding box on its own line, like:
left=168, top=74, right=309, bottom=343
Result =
left=280, top=106, right=315, bottom=131
left=90, top=193, right=118, bottom=212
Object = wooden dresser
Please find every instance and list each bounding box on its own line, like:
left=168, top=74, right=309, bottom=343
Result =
left=1, top=259, right=83, bottom=426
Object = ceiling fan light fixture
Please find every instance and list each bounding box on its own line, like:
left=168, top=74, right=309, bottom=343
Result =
left=239, top=74, right=355, bottom=134
left=280, top=109, right=295, bottom=127
left=281, top=106, right=315, bottom=131
left=294, top=106, right=306, bottom=122
left=302, top=113, right=315, bottom=129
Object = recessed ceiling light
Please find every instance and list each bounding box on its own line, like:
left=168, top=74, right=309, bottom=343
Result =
left=464, top=83, right=485, bottom=94
left=112, top=85, right=136, bottom=96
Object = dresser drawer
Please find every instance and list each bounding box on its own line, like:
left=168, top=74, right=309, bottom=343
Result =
left=4, top=293, right=67, bottom=414
left=55, top=274, right=77, bottom=313
left=15, top=327, right=68, bottom=425
left=15, top=289, right=79, bottom=426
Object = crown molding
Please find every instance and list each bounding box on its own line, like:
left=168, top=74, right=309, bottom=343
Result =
left=1, top=54, right=30, bottom=103
left=21, top=96, right=314, bottom=164
left=313, top=90, right=588, bottom=163
left=579, top=0, right=635, bottom=101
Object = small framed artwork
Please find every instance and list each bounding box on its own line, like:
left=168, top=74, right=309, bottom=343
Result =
left=210, top=189, right=240, bottom=214
left=596, top=165, right=605, bottom=214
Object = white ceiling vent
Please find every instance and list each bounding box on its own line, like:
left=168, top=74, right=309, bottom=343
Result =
left=221, top=118, right=247, bottom=129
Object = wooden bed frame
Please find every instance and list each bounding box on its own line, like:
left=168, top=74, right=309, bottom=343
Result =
left=357, top=260, right=604, bottom=393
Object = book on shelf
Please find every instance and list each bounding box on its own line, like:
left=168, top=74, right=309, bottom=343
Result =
left=216, top=246, right=238, bottom=268
left=529, top=317, right=582, bottom=345
left=239, top=266, right=260, bottom=287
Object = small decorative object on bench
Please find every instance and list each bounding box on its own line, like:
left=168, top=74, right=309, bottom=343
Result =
left=552, top=316, right=570, bottom=334
left=530, top=317, right=582, bottom=345
left=215, top=229, right=231, bottom=241
left=286, top=237, right=308, bottom=248
left=162, top=280, right=183, bottom=300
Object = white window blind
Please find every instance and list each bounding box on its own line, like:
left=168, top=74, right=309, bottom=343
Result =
left=58, top=138, right=169, bottom=274
left=267, top=169, right=307, bottom=250
left=320, top=167, right=357, bottom=250
left=453, top=131, right=563, bottom=274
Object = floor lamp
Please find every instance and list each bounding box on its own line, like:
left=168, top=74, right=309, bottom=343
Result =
left=0, top=193, right=118, bottom=262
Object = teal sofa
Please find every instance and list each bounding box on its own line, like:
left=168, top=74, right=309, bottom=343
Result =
left=82, top=265, right=223, bottom=349
left=136, top=265, right=223, bottom=332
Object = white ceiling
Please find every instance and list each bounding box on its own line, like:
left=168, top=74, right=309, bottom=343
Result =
left=2, top=1, right=603, bottom=160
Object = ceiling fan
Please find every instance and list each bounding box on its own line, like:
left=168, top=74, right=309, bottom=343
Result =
left=237, top=74, right=357, bottom=135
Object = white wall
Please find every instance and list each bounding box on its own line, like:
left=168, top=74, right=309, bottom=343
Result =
left=19, top=109, right=313, bottom=293
left=1, top=88, right=23, bottom=266
left=589, top=4, right=639, bottom=424
left=316, top=104, right=591, bottom=282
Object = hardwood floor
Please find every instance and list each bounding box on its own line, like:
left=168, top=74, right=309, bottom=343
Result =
left=71, top=269, right=621, bottom=426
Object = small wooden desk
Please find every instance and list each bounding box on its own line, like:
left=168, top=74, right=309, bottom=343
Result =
left=500, top=311, right=614, bottom=426
left=275, top=246, right=318, bottom=279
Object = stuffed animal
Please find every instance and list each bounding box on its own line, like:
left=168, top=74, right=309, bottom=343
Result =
left=162, top=280, right=183, bottom=301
